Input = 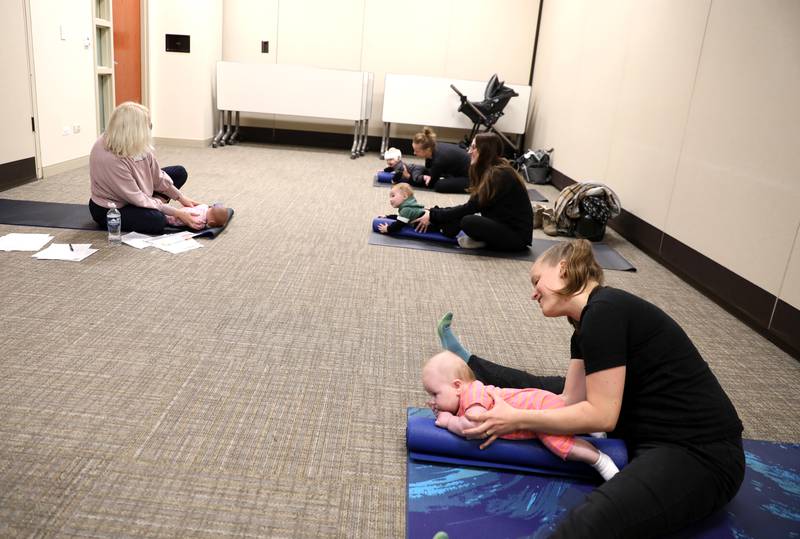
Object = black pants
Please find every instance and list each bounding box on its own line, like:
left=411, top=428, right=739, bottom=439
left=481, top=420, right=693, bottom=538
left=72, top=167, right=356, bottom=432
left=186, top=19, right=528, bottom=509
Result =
left=467, top=355, right=745, bottom=539
left=89, top=165, right=187, bottom=234
left=432, top=175, right=469, bottom=193
left=440, top=215, right=529, bottom=251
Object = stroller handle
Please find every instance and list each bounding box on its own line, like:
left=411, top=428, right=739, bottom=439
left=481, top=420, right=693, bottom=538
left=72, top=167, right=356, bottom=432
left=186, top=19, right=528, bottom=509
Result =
left=450, top=84, right=467, bottom=101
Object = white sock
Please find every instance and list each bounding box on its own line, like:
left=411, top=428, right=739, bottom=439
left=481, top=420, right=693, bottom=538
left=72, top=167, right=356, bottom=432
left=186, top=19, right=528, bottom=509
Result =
left=588, top=431, right=607, bottom=438
left=457, top=234, right=487, bottom=249
left=592, top=451, right=619, bottom=481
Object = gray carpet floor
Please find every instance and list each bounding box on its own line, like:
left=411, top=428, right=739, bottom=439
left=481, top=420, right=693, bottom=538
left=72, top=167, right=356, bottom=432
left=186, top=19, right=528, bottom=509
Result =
left=0, top=142, right=798, bottom=537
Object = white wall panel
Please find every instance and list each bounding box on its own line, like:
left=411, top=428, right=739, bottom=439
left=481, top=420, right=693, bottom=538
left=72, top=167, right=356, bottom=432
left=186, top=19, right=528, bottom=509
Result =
left=445, top=0, right=538, bottom=85
left=604, top=0, right=709, bottom=231
left=667, top=0, right=800, bottom=294
left=276, top=0, right=364, bottom=70
left=149, top=0, right=222, bottom=141
left=222, top=0, right=278, bottom=64
left=362, top=0, right=452, bottom=137
left=564, top=0, right=631, bottom=182
left=529, top=0, right=604, bottom=179
left=29, top=0, right=97, bottom=168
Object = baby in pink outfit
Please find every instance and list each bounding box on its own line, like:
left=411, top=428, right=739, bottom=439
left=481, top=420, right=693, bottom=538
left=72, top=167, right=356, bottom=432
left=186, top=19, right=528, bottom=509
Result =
left=422, top=351, right=619, bottom=481
left=165, top=204, right=228, bottom=229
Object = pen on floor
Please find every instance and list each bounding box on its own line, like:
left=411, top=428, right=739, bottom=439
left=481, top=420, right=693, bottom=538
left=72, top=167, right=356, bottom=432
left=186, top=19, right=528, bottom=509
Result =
left=69, top=243, right=74, bottom=251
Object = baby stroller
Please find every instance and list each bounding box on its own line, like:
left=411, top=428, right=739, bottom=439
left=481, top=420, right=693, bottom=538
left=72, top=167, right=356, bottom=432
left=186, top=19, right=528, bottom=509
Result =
left=451, top=74, right=519, bottom=154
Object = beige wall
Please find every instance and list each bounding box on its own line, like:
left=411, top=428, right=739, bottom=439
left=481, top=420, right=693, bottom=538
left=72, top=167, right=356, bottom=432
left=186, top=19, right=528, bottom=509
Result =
left=28, top=0, right=97, bottom=169
left=222, top=0, right=277, bottom=65
left=0, top=0, right=36, bottom=169
left=221, top=0, right=539, bottom=139
left=527, top=0, right=800, bottom=310
left=148, top=0, right=222, bottom=142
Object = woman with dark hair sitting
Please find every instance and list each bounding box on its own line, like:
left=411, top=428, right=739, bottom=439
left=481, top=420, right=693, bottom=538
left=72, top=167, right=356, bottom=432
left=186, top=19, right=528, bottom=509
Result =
left=408, top=127, right=471, bottom=193
left=414, top=132, right=533, bottom=251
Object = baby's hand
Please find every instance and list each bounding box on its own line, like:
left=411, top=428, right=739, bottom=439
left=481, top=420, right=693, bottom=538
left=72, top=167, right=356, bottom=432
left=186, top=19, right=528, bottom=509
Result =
left=377, top=223, right=389, bottom=234
left=434, top=411, right=454, bottom=428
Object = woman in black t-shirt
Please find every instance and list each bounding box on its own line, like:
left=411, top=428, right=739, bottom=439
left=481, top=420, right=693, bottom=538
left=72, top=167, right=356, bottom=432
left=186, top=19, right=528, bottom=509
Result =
left=441, top=239, right=744, bottom=538
left=408, top=127, right=471, bottom=193
left=413, top=132, right=534, bottom=251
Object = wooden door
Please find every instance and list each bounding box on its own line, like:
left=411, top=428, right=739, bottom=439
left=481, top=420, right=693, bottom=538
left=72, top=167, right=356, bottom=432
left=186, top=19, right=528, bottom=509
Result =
left=112, top=0, right=141, bottom=104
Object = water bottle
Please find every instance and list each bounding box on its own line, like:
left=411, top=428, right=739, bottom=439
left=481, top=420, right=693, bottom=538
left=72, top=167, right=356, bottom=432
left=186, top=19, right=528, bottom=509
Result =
left=107, top=203, right=122, bottom=245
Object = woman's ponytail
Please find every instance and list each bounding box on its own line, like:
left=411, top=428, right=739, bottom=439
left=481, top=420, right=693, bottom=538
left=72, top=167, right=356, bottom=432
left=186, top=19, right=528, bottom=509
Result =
left=412, top=127, right=437, bottom=151
left=538, top=239, right=604, bottom=297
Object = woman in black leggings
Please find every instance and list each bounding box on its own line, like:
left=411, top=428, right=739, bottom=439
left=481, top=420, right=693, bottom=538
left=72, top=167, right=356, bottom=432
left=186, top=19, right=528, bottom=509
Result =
left=438, top=239, right=744, bottom=538
left=414, top=132, right=533, bottom=251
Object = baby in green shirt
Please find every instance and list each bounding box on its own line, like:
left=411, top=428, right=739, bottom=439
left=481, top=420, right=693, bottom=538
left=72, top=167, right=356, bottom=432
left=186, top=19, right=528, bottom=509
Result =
left=377, top=183, right=426, bottom=234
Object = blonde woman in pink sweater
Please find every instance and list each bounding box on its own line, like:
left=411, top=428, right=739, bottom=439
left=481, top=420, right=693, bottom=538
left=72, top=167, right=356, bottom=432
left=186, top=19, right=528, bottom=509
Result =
left=89, top=102, right=224, bottom=234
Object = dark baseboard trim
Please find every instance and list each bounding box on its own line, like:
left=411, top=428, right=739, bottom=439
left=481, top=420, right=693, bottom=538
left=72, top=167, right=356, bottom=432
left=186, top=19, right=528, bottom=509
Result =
left=0, top=157, right=36, bottom=191
left=771, top=300, right=800, bottom=356
left=608, top=208, right=663, bottom=259
left=551, top=167, right=799, bottom=360
left=236, top=126, right=416, bottom=158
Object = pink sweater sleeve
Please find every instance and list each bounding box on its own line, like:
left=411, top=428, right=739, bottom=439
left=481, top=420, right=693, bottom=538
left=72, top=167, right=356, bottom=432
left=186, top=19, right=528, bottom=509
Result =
left=152, top=154, right=182, bottom=200
left=89, top=137, right=179, bottom=216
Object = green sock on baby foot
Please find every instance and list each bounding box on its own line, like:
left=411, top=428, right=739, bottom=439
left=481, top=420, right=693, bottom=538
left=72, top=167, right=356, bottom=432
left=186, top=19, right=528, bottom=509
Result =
left=437, top=312, right=471, bottom=362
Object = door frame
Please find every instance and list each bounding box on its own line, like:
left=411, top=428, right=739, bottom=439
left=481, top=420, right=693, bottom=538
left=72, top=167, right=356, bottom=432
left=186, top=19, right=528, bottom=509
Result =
left=140, top=0, right=150, bottom=107
left=22, top=0, right=42, bottom=179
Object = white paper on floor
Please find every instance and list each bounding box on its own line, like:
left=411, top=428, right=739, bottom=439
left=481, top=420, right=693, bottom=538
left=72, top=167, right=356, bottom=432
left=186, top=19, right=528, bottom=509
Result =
left=32, top=243, right=97, bottom=261
left=0, top=233, right=54, bottom=251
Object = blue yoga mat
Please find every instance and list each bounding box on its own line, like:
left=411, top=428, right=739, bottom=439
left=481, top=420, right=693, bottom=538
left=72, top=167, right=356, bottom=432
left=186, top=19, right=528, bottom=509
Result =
left=407, top=408, right=627, bottom=480
left=406, top=409, right=800, bottom=538
left=372, top=217, right=457, bottom=244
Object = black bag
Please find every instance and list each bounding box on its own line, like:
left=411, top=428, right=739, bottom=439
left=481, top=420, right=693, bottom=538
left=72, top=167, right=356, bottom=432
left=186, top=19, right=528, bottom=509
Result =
left=574, top=196, right=610, bottom=241
left=514, top=148, right=553, bottom=184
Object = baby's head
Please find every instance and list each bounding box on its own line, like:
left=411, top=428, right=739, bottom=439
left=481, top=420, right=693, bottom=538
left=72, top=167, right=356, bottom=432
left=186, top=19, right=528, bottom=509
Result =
left=384, top=147, right=402, bottom=167
left=207, top=206, right=230, bottom=228
left=422, top=351, right=476, bottom=414
left=389, top=182, right=414, bottom=208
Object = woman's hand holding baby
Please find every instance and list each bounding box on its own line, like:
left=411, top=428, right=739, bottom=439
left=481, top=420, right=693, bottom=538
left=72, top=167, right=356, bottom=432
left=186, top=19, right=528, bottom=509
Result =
left=175, top=208, right=205, bottom=230
left=177, top=194, right=199, bottom=208
left=464, top=388, right=523, bottom=449
left=413, top=210, right=431, bottom=232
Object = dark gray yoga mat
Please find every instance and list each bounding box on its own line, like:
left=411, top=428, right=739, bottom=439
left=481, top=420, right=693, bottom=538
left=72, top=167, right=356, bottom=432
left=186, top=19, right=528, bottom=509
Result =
left=372, top=178, right=548, bottom=202
left=368, top=231, right=636, bottom=271
left=0, top=198, right=233, bottom=238
left=527, top=188, right=548, bottom=202
left=0, top=199, right=99, bottom=230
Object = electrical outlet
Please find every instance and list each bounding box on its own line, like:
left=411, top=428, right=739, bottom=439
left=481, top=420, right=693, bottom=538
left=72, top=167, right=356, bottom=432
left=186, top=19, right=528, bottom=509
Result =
left=62, top=127, right=71, bottom=136
left=72, top=124, right=80, bottom=134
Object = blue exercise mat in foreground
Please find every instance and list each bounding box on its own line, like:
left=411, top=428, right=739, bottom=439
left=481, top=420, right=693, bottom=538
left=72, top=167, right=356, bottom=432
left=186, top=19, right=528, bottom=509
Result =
left=0, top=198, right=233, bottom=238
left=372, top=173, right=548, bottom=202
left=408, top=408, right=628, bottom=480
left=406, top=408, right=800, bottom=539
